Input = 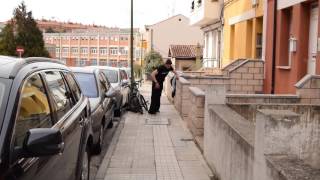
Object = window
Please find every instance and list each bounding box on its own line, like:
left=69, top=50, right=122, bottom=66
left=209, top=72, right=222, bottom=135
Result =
left=44, top=71, right=73, bottom=120
left=110, top=47, right=118, bottom=55
left=81, top=47, right=88, bottom=54
left=90, top=47, right=97, bottom=54
left=56, top=47, right=60, bottom=54
left=71, top=47, right=78, bottom=54
left=80, top=59, right=87, bottom=66
left=74, top=73, right=98, bottom=98
left=102, top=70, right=118, bottom=83
left=91, top=59, right=97, bottom=65
left=256, top=33, right=263, bottom=59
left=64, top=72, right=82, bottom=102
left=62, top=47, right=69, bottom=55
left=15, top=74, right=52, bottom=147
left=119, top=47, right=128, bottom=55
left=100, top=48, right=108, bottom=55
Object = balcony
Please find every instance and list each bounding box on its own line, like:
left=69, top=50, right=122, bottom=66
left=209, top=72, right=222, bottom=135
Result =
left=190, top=0, right=221, bottom=27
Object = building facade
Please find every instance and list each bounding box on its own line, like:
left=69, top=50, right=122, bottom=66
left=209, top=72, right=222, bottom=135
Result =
left=168, top=45, right=203, bottom=71
left=43, top=28, right=143, bottom=67
left=264, top=0, right=319, bottom=94
left=223, top=0, right=264, bottom=67
left=144, top=14, right=203, bottom=59
left=190, top=0, right=224, bottom=68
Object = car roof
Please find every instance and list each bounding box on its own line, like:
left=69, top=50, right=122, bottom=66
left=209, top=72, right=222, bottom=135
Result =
left=70, top=67, right=98, bottom=74
left=89, top=66, right=120, bottom=71
left=0, top=56, right=66, bottom=79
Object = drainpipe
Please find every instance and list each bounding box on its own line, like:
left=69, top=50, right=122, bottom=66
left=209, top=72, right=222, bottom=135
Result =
left=271, top=0, right=277, bottom=94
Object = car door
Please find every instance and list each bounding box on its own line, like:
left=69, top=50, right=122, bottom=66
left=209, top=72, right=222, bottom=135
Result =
left=98, top=72, right=112, bottom=123
left=6, top=73, right=57, bottom=180
left=40, top=70, right=84, bottom=180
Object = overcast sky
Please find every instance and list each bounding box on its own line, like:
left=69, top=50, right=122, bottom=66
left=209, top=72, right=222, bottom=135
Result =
left=0, top=0, right=191, bottom=28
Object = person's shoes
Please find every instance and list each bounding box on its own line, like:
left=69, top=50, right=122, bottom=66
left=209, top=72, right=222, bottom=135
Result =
left=148, top=111, right=156, bottom=115
left=156, top=110, right=160, bottom=113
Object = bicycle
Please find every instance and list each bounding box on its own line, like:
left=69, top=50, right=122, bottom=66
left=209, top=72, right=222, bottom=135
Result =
left=127, top=80, right=149, bottom=114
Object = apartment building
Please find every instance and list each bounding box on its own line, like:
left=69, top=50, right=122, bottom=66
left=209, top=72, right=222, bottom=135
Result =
left=223, top=0, right=264, bottom=67
left=265, top=0, right=320, bottom=94
left=190, top=0, right=224, bottom=68
left=144, top=14, right=203, bottom=59
left=43, top=28, right=143, bottom=67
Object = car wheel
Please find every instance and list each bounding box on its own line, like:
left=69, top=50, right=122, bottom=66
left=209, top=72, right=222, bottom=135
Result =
left=81, top=147, right=90, bottom=180
left=93, top=125, right=104, bottom=154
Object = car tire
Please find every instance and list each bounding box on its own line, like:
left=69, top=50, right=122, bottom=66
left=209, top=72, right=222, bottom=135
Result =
left=93, top=125, right=104, bottom=155
left=80, top=146, right=91, bottom=180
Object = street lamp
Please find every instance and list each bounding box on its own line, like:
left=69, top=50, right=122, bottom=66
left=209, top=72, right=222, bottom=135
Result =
left=130, top=0, right=134, bottom=86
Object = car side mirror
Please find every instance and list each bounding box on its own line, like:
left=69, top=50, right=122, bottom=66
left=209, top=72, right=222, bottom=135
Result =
left=121, top=80, right=129, bottom=87
left=105, top=88, right=118, bottom=98
left=18, top=128, right=64, bottom=158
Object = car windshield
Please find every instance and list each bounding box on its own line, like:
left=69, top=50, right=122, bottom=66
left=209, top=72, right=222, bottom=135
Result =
left=102, top=70, right=118, bottom=83
left=74, top=73, right=98, bottom=98
left=0, top=78, right=11, bottom=126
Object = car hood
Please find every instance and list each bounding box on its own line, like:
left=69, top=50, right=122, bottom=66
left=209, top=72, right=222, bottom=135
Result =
left=110, top=83, right=119, bottom=88
left=88, top=97, right=100, bottom=113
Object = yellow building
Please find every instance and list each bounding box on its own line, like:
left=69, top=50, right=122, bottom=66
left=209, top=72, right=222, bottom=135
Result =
left=222, top=0, right=264, bottom=67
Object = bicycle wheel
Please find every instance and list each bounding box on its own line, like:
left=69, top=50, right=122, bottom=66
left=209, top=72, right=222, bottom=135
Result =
left=139, top=94, right=148, bottom=111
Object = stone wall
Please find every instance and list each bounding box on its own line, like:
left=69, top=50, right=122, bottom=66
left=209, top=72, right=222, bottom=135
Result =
left=187, top=87, right=205, bottom=149
left=229, top=60, right=264, bottom=94
left=296, top=75, right=320, bottom=105
left=203, top=85, right=320, bottom=180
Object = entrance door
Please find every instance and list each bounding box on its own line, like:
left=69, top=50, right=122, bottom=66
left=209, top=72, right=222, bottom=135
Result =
left=308, top=5, right=318, bottom=75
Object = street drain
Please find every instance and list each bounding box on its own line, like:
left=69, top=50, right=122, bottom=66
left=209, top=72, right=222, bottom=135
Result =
left=145, top=118, right=170, bottom=125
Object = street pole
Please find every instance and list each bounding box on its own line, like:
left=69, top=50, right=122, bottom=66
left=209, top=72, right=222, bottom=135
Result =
left=140, top=34, right=143, bottom=79
left=130, top=0, right=134, bottom=87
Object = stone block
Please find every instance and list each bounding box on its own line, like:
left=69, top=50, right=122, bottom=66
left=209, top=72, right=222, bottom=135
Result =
left=196, top=107, right=204, bottom=117
left=255, top=62, right=264, bottom=68
left=196, top=97, right=205, bottom=107
left=299, top=89, right=320, bottom=99
left=230, top=85, right=242, bottom=91
left=242, top=73, right=254, bottom=79
left=242, top=85, right=254, bottom=91
left=254, top=85, right=263, bottom=92
left=192, top=117, right=204, bottom=129
left=310, top=79, right=320, bottom=89
left=310, top=98, right=320, bottom=105
left=236, top=79, right=248, bottom=85
left=230, top=79, right=236, bottom=85
left=248, top=68, right=260, bottom=73
left=230, top=73, right=242, bottom=79
left=254, top=74, right=264, bottom=80
left=236, top=67, right=248, bottom=73
left=248, top=80, right=260, bottom=85
left=300, top=98, right=311, bottom=104
left=245, top=62, right=255, bottom=68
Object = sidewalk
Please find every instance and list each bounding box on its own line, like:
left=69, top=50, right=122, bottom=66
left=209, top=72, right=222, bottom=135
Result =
left=96, top=83, right=213, bottom=180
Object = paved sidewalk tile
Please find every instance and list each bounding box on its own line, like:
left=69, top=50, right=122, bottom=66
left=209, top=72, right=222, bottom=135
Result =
left=101, top=83, right=212, bottom=180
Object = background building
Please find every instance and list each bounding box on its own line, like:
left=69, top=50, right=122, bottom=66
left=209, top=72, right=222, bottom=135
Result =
left=223, top=0, right=264, bottom=67
left=43, top=28, right=143, bottom=67
left=168, top=44, right=203, bottom=71
left=0, top=22, right=4, bottom=33
left=190, top=0, right=224, bottom=68
left=144, top=14, right=203, bottom=59
left=264, top=0, right=319, bottom=94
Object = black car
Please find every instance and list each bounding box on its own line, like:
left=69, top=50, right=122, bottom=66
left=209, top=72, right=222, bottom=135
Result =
left=71, top=67, right=117, bottom=154
left=0, top=56, right=93, bottom=180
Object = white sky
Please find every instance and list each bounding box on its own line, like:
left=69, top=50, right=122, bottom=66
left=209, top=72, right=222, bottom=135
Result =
left=0, top=0, right=191, bottom=28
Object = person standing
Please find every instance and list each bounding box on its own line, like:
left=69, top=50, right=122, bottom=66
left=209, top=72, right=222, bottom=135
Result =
left=149, top=59, right=179, bottom=114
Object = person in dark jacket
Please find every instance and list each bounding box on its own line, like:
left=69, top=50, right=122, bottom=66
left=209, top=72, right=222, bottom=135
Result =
left=149, top=59, right=179, bottom=114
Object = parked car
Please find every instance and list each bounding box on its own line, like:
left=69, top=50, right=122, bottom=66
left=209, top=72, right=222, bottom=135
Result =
left=0, top=56, right=93, bottom=180
left=89, top=66, right=130, bottom=116
left=71, top=67, right=117, bottom=154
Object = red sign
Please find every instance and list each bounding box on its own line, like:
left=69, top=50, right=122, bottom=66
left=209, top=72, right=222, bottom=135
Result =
left=16, top=47, right=24, bottom=58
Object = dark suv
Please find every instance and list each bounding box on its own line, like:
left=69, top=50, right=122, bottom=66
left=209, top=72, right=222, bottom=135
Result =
left=0, top=56, right=93, bottom=180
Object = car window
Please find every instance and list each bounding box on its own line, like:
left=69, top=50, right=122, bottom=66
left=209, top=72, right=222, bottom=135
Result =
left=102, top=69, right=118, bottom=83
left=74, top=73, right=98, bottom=98
left=14, top=74, right=52, bottom=147
left=44, top=71, right=73, bottom=120
left=120, top=70, right=128, bottom=80
left=64, top=72, right=82, bottom=102
left=0, top=78, right=11, bottom=125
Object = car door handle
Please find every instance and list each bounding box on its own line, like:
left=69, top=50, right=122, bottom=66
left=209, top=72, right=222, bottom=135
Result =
left=79, top=117, right=85, bottom=126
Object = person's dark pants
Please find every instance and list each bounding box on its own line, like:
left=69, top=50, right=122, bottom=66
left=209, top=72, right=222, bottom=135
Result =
left=149, top=82, right=163, bottom=113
